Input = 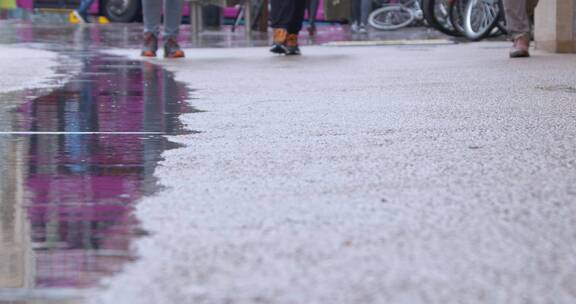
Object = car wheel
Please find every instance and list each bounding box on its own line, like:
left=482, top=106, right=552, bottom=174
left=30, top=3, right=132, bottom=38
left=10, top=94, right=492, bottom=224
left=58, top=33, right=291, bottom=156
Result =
left=102, top=0, right=140, bottom=23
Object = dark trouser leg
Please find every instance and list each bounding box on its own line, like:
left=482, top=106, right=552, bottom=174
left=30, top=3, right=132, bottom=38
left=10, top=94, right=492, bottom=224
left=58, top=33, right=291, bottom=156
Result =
left=308, top=0, right=319, bottom=26
left=287, top=0, right=306, bottom=34
left=360, top=0, right=371, bottom=25
left=77, top=0, right=95, bottom=18
left=351, top=0, right=361, bottom=24
left=270, top=0, right=293, bottom=29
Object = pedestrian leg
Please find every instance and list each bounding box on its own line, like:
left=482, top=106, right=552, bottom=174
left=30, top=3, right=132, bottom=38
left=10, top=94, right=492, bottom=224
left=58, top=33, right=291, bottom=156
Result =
left=502, top=0, right=533, bottom=57
left=360, top=0, right=371, bottom=27
left=307, top=0, right=320, bottom=35
left=285, top=0, right=306, bottom=55
left=351, top=0, right=361, bottom=31
left=270, top=0, right=294, bottom=54
left=164, top=0, right=185, bottom=39
left=502, top=0, right=530, bottom=38
left=270, top=0, right=294, bottom=30
left=141, top=0, right=161, bottom=57
left=287, top=0, right=306, bottom=34
left=142, top=0, right=162, bottom=37
left=163, top=0, right=185, bottom=58
left=76, top=0, right=94, bottom=20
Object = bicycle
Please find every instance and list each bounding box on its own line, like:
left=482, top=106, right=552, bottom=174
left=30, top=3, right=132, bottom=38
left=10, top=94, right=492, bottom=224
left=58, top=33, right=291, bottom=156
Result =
left=231, top=0, right=266, bottom=32
left=462, top=0, right=504, bottom=40
left=423, top=0, right=505, bottom=40
left=368, top=0, right=424, bottom=31
left=422, top=0, right=461, bottom=37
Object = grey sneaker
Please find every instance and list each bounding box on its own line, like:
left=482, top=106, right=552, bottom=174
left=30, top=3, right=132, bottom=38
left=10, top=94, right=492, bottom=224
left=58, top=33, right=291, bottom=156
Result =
left=164, top=37, right=185, bottom=58
left=141, top=32, right=158, bottom=57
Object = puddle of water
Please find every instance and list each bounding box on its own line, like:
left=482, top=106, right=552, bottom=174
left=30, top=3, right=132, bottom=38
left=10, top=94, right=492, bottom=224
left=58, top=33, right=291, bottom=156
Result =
left=0, top=53, right=194, bottom=298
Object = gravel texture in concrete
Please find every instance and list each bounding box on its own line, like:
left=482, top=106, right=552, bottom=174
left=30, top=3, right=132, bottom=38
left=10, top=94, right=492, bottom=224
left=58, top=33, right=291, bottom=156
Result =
left=95, top=43, right=576, bottom=304
left=0, top=45, right=57, bottom=94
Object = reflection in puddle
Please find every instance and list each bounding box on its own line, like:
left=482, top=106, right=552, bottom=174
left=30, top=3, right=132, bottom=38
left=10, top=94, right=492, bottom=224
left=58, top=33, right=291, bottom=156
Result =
left=0, top=54, right=194, bottom=294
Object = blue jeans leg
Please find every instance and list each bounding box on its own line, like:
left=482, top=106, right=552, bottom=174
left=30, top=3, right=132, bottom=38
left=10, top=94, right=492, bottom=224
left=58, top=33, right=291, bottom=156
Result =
left=163, top=0, right=185, bottom=38
left=77, top=0, right=95, bottom=18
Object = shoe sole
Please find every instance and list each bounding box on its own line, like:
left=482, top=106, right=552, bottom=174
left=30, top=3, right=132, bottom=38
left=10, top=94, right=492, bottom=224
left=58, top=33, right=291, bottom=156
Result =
left=141, top=51, right=157, bottom=57
left=509, top=52, right=530, bottom=58
left=285, top=47, right=301, bottom=56
left=270, top=44, right=287, bottom=54
left=164, top=50, right=185, bottom=58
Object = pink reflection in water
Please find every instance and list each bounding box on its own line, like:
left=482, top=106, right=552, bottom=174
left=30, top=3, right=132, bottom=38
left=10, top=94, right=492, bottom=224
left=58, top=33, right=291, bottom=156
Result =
left=15, top=57, right=189, bottom=288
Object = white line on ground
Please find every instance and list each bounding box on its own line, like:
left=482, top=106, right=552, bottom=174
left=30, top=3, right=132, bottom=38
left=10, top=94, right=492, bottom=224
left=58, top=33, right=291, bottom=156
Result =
left=0, top=132, right=164, bottom=135
left=323, top=39, right=455, bottom=47
left=0, top=288, right=89, bottom=301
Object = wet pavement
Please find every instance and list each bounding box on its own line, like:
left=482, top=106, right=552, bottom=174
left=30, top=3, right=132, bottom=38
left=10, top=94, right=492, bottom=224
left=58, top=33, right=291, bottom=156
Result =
left=0, top=14, right=454, bottom=303
left=0, top=20, right=195, bottom=302
left=1, top=10, right=563, bottom=304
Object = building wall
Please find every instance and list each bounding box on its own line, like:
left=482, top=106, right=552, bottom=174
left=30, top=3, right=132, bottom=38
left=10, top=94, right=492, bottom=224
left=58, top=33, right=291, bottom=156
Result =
left=535, top=0, right=576, bottom=53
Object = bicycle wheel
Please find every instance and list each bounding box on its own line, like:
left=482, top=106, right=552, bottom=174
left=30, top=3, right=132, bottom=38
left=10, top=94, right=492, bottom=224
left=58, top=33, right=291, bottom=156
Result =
left=422, top=0, right=461, bottom=37
left=369, top=5, right=415, bottom=30
left=463, top=0, right=502, bottom=41
left=495, top=0, right=507, bottom=35
left=457, top=0, right=505, bottom=38
left=448, top=0, right=468, bottom=36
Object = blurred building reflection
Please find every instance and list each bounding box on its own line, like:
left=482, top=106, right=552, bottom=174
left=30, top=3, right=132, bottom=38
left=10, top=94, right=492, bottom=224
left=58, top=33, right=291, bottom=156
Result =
left=0, top=104, right=33, bottom=290
left=0, top=52, right=191, bottom=289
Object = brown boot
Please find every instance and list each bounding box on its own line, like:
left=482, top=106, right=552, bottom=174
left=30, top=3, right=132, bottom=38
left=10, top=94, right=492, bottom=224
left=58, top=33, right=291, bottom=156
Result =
left=164, top=37, right=185, bottom=59
left=141, top=32, right=158, bottom=57
left=286, top=34, right=301, bottom=56
left=510, top=35, right=530, bottom=58
left=270, top=28, right=288, bottom=54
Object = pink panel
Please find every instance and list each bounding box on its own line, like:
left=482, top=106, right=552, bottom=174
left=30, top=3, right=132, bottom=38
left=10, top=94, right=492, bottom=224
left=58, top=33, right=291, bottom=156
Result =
left=17, top=0, right=33, bottom=9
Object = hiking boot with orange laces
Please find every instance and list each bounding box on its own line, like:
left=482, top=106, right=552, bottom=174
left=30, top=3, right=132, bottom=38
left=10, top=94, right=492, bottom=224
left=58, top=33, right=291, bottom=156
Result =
left=270, top=28, right=288, bottom=54
left=141, top=32, right=158, bottom=57
left=510, top=35, right=530, bottom=58
left=286, top=34, right=301, bottom=56
left=164, top=37, right=185, bottom=59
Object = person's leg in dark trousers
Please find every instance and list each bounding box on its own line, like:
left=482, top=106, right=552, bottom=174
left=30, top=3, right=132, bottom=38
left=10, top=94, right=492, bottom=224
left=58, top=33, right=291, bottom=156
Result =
left=286, top=0, right=306, bottom=35
left=351, top=0, right=361, bottom=31
left=270, top=0, right=305, bottom=55
left=284, top=0, right=306, bottom=55
left=350, top=0, right=369, bottom=32
left=270, top=0, right=292, bottom=54
left=270, top=0, right=293, bottom=30
left=306, top=0, right=320, bottom=35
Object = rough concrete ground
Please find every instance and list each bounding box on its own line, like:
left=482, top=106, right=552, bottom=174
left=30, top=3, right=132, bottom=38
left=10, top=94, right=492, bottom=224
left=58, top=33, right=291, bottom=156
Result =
left=0, top=44, right=57, bottom=160
left=0, top=45, right=58, bottom=94
left=96, top=42, right=576, bottom=304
